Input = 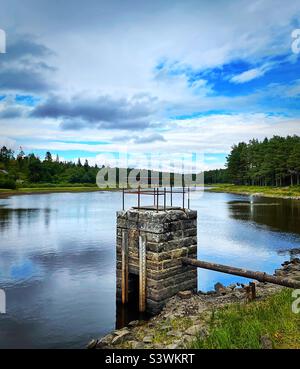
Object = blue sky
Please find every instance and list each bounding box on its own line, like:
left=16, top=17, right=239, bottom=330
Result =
left=0, top=0, right=300, bottom=171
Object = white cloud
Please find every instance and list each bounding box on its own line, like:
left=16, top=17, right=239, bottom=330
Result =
left=230, top=62, right=276, bottom=84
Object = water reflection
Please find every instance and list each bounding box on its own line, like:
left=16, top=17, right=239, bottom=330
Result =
left=227, top=196, right=300, bottom=235
left=0, top=191, right=300, bottom=348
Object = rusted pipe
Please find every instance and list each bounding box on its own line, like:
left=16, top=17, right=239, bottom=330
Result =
left=182, top=258, right=300, bottom=289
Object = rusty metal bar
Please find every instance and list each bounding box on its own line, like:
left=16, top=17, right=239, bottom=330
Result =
left=250, top=282, right=256, bottom=300
left=121, top=230, right=128, bottom=304
left=182, top=258, right=300, bottom=289
left=122, top=188, right=125, bottom=211
left=139, top=235, right=147, bottom=312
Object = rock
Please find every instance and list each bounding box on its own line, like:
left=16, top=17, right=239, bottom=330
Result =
left=114, top=328, right=130, bottom=336
left=86, top=339, right=97, bottom=349
left=96, top=333, right=115, bottom=348
left=166, top=331, right=183, bottom=338
left=111, top=330, right=131, bottom=345
left=228, top=283, right=236, bottom=290
left=166, top=343, right=179, bottom=349
left=161, top=324, right=172, bottom=330
left=131, top=341, right=145, bottom=349
left=182, top=335, right=195, bottom=344
left=185, top=324, right=208, bottom=338
left=143, top=335, right=154, bottom=343
left=128, top=320, right=139, bottom=327
left=178, top=290, right=192, bottom=299
left=185, top=324, right=203, bottom=336
left=214, top=282, right=227, bottom=295
left=260, top=335, right=273, bottom=349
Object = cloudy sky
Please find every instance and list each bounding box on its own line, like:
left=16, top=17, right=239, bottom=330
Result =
left=0, top=0, right=300, bottom=170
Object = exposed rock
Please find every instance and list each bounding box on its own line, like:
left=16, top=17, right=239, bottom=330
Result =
left=166, top=343, right=179, bottom=349
left=178, top=290, right=192, bottom=299
left=214, top=282, right=228, bottom=295
left=87, top=339, right=97, bottom=349
left=131, top=341, right=145, bottom=349
left=128, top=320, right=140, bottom=327
left=143, top=336, right=154, bottom=343
left=111, top=330, right=132, bottom=345
left=260, top=335, right=273, bottom=349
left=185, top=324, right=204, bottom=336
left=91, top=258, right=300, bottom=350
left=214, top=282, right=225, bottom=291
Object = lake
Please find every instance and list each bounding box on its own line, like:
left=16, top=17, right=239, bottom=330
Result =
left=0, top=190, right=300, bottom=348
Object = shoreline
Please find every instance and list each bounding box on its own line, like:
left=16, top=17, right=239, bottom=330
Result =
left=0, top=187, right=117, bottom=199
left=205, top=184, right=300, bottom=200
left=1, top=185, right=300, bottom=201
left=90, top=258, right=300, bottom=350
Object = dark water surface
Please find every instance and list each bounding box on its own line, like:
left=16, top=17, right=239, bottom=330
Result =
left=0, top=191, right=300, bottom=348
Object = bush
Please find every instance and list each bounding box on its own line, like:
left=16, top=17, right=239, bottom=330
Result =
left=0, top=178, right=17, bottom=189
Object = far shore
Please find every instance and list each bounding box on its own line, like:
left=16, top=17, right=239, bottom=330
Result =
left=206, top=184, right=300, bottom=200
left=0, top=186, right=117, bottom=199
left=1, top=184, right=300, bottom=200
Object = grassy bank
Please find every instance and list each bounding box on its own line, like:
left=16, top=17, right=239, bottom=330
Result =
left=207, top=184, right=300, bottom=199
left=0, top=185, right=116, bottom=197
left=190, top=289, right=300, bottom=349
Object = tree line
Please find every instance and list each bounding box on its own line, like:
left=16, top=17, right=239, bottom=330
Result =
left=1, top=135, right=300, bottom=189
left=0, top=147, right=100, bottom=189
left=226, top=135, right=300, bottom=186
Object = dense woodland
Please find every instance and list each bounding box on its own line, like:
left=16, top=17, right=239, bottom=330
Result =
left=0, top=148, right=100, bottom=189
left=1, top=135, right=300, bottom=189
left=225, top=135, right=300, bottom=186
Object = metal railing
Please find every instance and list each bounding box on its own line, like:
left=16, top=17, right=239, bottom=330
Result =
left=121, top=186, right=192, bottom=211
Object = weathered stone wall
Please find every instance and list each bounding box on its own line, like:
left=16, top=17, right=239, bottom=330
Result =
left=116, top=208, right=198, bottom=314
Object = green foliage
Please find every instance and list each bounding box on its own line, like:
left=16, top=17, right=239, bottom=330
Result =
left=0, top=147, right=100, bottom=188
left=0, top=176, right=16, bottom=189
left=204, top=169, right=228, bottom=184
left=226, top=135, right=300, bottom=186
left=190, top=289, right=300, bottom=349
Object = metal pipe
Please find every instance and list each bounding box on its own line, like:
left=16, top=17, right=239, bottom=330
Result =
left=163, top=187, right=166, bottom=211
left=139, top=235, right=146, bottom=312
left=170, top=186, right=173, bottom=207
left=182, top=258, right=300, bottom=289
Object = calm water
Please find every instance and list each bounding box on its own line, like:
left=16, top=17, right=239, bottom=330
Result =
left=0, top=190, right=300, bottom=348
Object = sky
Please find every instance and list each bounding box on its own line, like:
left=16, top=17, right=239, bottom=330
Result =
left=0, top=0, right=300, bottom=171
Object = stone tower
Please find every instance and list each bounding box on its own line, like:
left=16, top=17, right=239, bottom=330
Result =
left=116, top=207, right=197, bottom=314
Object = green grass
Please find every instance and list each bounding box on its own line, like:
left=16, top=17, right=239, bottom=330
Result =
left=190, top=289, right=300, bottom=349
left=207, top=184, right=300, bottom=198
left=0, top=185, right=116, bottom=195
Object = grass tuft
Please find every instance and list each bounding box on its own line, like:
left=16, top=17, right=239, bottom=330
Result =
left=190, top=289, right=300, bottom=349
